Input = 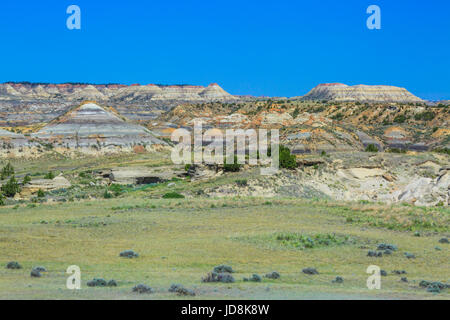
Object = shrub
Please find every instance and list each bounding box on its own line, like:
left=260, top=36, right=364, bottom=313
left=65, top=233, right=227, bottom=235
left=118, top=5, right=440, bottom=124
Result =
left=279, top=145, right=297, bottom=169
left=265, top=271, right=281, bottom=279
left=433, top=148, right=450, bottom=156
left=331, top=112, right=344, bottom=121
left=119, top=250, right=139, bottom=258
left=243, top=274, right=262, bottom=282
left=235, top=179, right=248, bottom=187
left=393, top=115, right=407, bottom=123
left=109, top=184, right=125, bottom=197
left=202, top=272, right=235, bottom=283
left=387, top=148, right=406, bottom=154
left=37, top=189, right=45, bottom=198
left=1, top=176, right=21, bottom=197
left=162, top=192, right=185, bottom=199
left=223, top=156, right=241, bottom=172
left=1, top=162, right=14, bottom=179
left=132, top=284, right=153, bottom=294
left=168, top=284, right=195, bottom=296
left=103, top=190, right=113, bottom=199
left=44, top=172, right=55, bottom=180
left=365, top=144, right=379, bottom=152
left=291, top=107, right=300, bottom=119
left=414, top=111, right=435, bottom=121
left=22, top=175, right=31, bottom=184
left=87, top=278, right=107, bottom=287
left=78, top=171, right=92, bottom=179
left=168, top=284, right=184, bottom=293
left=0, top=193, right=5, bottom=206
left=213, top=265, right=234, bottom=273
left=6, top=261, right=22, bottom=269
left=275, top=232, right=349, bottom=249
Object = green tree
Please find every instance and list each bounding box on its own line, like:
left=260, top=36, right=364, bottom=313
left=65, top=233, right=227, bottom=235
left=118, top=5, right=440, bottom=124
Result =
left=414, top=111, right=435, bottom=121
left=23, top=175, right=31, bottom=185
left=365, top=144, right=379, bottom=152
left=223, top=156, right=242, bottom=172
left=1, top=176, right=21, bottom=197
left=1, top=162, right=14, bottom=179
left=279, top=145, right=297, bottom=169
left=44, top=172, right=55, bottom=180
left=393, top=115, right=407, bottom=123
left=37, top=189, right=45, bottom=198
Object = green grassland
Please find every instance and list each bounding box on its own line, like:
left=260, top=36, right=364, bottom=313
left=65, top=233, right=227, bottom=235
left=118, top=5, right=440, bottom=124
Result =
left=0, top=153, right=449, bottom=299
left=0, top=196, right=448, bottom=299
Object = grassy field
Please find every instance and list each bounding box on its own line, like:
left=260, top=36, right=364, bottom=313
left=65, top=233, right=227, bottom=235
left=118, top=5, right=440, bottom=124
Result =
left=0, top=194, right=448, bottom=299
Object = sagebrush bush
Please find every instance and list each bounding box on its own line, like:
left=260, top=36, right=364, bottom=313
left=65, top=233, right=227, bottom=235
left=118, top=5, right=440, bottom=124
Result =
left=213, top=265, right=234, bottom=273
left=162, top=192, right=185, bottom=199
left=365, top=144, right=379, bottom=152
left=202, top=272, right=235, bottom=283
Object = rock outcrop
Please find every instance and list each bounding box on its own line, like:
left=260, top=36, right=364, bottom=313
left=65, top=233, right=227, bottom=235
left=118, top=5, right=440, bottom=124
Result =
left=0, top=82, right=237, bottom=103
left=32, top=103, right=165, bottom=148
left=302, top=83, right=424, bottom=103
left=0, top=128, right=29, bottom=147
left=20, top=175, right=72, bottom=197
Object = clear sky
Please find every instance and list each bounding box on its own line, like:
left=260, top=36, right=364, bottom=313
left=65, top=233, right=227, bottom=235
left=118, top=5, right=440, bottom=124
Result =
left=0, top=0, right=449, bottom=100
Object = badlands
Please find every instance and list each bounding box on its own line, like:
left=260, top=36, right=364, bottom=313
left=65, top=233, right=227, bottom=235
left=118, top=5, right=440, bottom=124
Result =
left=0, top=82, right=448, bottom=300
left=0, top=82, right=449, bottom=207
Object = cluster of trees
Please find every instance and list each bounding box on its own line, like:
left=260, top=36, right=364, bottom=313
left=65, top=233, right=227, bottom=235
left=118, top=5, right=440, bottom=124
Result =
left=0, top=162, right=28, bottom=205
left=222, top=145, right=298, bottom=172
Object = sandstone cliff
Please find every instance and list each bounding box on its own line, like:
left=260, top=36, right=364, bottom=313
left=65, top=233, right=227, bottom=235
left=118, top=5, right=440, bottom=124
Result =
left=302, top=83, right=424, bottom=103
left=0, top=82, right=237, bottom=103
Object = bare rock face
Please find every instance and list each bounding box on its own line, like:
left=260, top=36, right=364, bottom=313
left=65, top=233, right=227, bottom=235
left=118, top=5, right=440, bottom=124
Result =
left=302, top=83, right=424, bottom=103
left=108, top=167, right=183, bottom=185
left=0, top=82, right=237, bottom=103
left=19, top=175, right=72, bottom=198
left=32, top=103, right=166, bottom=148
left=393, top=170, right=449, bottom=206
left=0, top=128, right=29, bottom=148
left=0, top=128, right=24, bottom=139
left=199, top=83, right=235, bottom=100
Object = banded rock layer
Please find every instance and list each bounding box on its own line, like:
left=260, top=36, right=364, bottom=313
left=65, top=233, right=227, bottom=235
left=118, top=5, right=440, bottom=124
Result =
left=302, top=83, right=423, bottom=103
left=33, top=103, right=165, bottom=148
left=0, top=83, right=237, bottom=103
left=0, top=128, right=29, bottom=147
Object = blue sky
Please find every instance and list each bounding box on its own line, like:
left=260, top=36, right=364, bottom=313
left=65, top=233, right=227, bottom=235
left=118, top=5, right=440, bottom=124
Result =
left=0, top=0, right=449, bottom=100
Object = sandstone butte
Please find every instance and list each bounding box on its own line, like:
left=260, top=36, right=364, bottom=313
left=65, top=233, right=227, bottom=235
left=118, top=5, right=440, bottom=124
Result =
left=302, top=83, right=424, bottom=103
